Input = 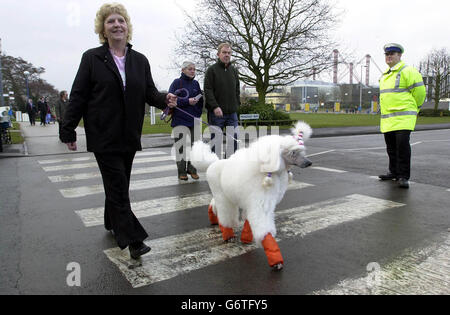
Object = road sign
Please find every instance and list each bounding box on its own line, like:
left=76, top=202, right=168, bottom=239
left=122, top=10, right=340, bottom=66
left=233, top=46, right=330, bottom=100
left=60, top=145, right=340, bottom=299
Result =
left=239, top=114, right=259, bottom=120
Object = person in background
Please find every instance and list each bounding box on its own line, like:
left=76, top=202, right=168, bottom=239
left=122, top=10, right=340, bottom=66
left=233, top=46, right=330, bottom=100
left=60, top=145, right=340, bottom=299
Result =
left=37, top=97, right=47, bottom=126
left=56, top=90, right=68, bottom=139
left=60, top=3, right=177, bottom=260
left=378, top=43, right=426, bottom=189
left=204, top=42, right=240, bottom=155
left=26, top=99, right=36, bottom=126
left=168, top=61, right=203, bottom=180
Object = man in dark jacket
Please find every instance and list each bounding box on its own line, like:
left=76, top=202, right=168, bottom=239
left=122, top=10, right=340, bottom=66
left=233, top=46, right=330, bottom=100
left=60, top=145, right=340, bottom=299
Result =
left=26, top=99, right=37, bottom=126
left=56, top=90, right=68, bottom=139
left=37, top=97, right=48, bottom=126
left=204, top=43, right=240, bottom=155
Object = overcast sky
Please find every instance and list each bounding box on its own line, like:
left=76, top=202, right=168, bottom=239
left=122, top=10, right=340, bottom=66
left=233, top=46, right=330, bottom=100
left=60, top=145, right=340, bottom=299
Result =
left=0, top=0, right=449, bottom=93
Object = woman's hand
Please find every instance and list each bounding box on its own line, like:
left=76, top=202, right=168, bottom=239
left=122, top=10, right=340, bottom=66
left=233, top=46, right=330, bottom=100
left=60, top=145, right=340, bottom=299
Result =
left=166, top=93, right=177, bottom=108
left=66, top=142, right=77, bottom=151
left=189, top=98, right=199, bottom=106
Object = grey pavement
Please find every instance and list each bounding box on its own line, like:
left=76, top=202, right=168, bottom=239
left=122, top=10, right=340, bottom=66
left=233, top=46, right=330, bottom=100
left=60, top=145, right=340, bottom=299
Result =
left=1, top=121, right=450, bottom=157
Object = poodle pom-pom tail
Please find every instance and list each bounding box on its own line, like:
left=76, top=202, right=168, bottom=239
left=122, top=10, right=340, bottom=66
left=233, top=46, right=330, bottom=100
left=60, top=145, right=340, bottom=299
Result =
left=190, top=141, right=219, bottom=172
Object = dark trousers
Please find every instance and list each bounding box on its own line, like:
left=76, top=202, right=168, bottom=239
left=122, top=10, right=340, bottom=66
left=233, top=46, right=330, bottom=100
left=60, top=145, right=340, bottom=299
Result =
left=173, top=126, right=195, bottom=162
left=94, top=151, right=148, bottom=249
left=40, top=111, right=47, bottom=125
left=28, top=113, right=36, bottom=125
left=384, top=130, right=412, bottom=180
left=208, top=112, right=238, bottom=155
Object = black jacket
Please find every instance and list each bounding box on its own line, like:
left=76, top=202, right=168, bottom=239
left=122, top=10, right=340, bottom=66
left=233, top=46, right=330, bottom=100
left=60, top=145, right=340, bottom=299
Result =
left=61, top=43, right=167, bottom=152
left=204, top=60, right=240, bottom=114
left=56, top=99, right=67, bottom=121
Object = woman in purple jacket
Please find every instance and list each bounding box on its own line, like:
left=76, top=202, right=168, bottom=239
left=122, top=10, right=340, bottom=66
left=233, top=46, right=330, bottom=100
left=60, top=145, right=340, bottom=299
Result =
left=169, top=61, right=204, bottom=180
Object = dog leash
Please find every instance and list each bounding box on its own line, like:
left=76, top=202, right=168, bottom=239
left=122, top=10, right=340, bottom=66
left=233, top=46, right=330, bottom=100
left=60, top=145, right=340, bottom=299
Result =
left=164, top=88, right=241, bottom=143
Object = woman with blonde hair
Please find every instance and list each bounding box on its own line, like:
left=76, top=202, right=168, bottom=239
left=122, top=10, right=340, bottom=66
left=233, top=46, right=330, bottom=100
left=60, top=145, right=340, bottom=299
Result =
left=61, top=3, right=177, bottom=260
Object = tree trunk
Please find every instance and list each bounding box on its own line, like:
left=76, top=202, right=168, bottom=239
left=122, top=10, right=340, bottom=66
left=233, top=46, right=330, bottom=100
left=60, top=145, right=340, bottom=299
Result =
left=434, top=74, right=441, bottom=111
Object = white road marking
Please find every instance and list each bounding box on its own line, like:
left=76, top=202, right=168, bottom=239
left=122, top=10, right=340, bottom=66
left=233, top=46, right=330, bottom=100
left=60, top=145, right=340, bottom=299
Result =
left=60, top=175, right=206, bottom=198
left=311, top=166, right=347, bottom=173
left=42, top=155, right=174, bottom=172
left=48, top=164, right=178, bottom=183
left=38, top=151, right=166, bottom=164
left=313, top=232, right=450, bottom=295
left=104, top=194, right=404, bottom=288
left=75, top=181, right=314, bottom=227
left=306, top=150, right=336, bottom=157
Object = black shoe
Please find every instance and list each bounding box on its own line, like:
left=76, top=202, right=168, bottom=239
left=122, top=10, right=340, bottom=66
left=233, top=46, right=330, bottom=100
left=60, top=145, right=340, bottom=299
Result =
left=177, top=161, right=188, bottom=181
left=129, top=242, right=151, bottom=260
left=398, top=178, right=410, bottom=189
left=379, top=173, right=398, bottom=181
left=187, top=162, right=199, bottom=180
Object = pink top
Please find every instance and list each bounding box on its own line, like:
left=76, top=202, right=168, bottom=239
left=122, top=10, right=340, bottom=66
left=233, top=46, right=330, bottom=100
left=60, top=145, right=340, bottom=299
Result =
left=110, top=49, right=127, bottom=88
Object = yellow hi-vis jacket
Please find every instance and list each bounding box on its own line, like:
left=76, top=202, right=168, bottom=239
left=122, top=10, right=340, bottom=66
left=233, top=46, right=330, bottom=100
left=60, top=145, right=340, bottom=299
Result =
left=379, top=61, right=426, bottom=133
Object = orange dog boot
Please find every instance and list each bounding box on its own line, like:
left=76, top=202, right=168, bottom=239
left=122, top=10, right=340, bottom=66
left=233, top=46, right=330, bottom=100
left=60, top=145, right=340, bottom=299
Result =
left=219, top=224, right=235, bottom=242
left=240, top=220, right=253, bottom=244
left=208, top=204, right=218, bottom=225
left=262, top=233, right=284, bottom=270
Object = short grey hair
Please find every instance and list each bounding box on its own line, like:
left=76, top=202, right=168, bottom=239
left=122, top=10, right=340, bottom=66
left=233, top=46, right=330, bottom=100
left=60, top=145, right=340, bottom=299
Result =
left=181, top=61, right=195, bottom=70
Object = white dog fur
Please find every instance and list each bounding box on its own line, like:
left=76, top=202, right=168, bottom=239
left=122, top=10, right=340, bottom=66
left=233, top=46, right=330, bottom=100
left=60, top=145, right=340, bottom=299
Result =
left=190, top=121, right=312, bottom=244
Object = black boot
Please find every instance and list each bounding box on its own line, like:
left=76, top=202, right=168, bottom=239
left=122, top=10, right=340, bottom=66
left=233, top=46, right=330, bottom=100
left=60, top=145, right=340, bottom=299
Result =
left=187, top=161, right=199, bottom=180
left=398, top=178, right=410, bottom=189
left=129, top=242, right=151, bottom=260
left=177, top=160, right=188, bottom=181
left=378, top=173, right=398, bottom=181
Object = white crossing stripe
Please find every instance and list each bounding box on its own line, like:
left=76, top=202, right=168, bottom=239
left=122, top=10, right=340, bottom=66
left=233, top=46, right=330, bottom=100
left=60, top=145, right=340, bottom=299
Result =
left=313, top=232, right=450, bottom=295
left=48, top=164, right=177, bottom=183
left=103, top=194, right=404, bottom=288
left=306, top=150, right=336, bottom=157
left=38, top=151, right=166, bottom=164
left=75, top=181, right=314, bottom=227
left=42, top=155, right=174, bottom=172
left=60, top=175, right=206, bottom=198
left=311, top=166, right=347, bottom=173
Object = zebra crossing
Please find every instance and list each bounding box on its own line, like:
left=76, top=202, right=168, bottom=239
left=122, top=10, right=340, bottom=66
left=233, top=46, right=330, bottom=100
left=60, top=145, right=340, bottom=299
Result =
left=37, top=148, right=450, bottom=293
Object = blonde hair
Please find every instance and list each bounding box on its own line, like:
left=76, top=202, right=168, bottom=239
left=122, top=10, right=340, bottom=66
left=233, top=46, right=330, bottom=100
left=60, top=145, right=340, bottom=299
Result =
left=217, top=42, right=232, bottom=54
left=94, top=3, right=133, bottom=44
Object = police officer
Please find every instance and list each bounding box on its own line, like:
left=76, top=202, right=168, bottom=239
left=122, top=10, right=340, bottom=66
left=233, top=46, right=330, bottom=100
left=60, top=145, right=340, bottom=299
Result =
left=378, top=43, right=426, bottom=189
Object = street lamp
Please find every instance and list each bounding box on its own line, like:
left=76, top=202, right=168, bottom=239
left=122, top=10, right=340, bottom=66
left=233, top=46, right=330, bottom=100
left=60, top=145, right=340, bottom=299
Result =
left=23, top=71, right=30, bottom=103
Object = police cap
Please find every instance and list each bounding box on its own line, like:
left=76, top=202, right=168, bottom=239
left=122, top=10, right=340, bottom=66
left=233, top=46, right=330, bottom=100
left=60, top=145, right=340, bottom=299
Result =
left=384, top=43, right=404, bottom=54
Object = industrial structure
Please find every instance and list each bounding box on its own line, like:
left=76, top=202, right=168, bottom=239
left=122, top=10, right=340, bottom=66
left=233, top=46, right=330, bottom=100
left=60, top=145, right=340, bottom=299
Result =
left=244, top=50, right=383, bottom=113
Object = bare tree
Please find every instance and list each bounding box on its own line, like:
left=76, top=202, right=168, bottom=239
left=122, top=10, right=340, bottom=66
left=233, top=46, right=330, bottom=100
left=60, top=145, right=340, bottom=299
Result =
left=0, top=54, right=58, bottom=112
left=176, top=0, right=339, bottom=104
left=420, top=48, right=449, bottom=111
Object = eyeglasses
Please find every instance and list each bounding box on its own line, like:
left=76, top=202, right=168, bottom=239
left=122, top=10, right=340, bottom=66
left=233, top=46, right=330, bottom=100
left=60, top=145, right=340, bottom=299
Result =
left=384, top=52, right=397, bottom=56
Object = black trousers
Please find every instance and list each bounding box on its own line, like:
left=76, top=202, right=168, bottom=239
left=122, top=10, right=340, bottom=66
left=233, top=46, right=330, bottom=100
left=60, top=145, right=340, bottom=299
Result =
left=384, top=130, right=412, bottom=180
left=94, top=151, right=148, bottom=249
left=40, top=111, right=47, bottom=125
left=173, top=126, right=195, bottom=162
left=29, top=113, right=36, bottom=125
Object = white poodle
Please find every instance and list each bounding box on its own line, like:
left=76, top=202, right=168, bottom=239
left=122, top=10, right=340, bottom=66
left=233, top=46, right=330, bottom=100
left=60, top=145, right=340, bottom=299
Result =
left=190, top=121, right=313, bottom=270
